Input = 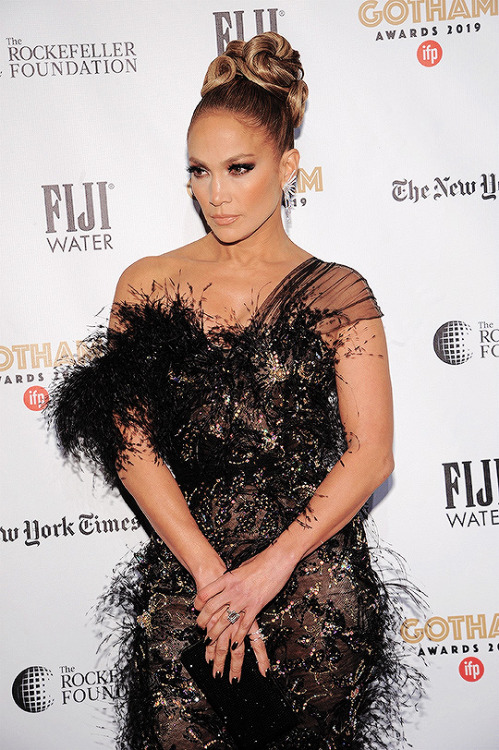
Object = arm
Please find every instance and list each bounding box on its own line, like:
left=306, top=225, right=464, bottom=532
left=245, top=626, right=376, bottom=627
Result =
left=196, top=317, right=393, bottom=661
left=110, top=262, right=226, bottom=589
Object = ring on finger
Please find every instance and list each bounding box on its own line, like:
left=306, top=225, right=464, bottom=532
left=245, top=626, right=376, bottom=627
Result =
left=248, top=628, right=265, bottom=642
left=226, top=608, right=240, bottom=625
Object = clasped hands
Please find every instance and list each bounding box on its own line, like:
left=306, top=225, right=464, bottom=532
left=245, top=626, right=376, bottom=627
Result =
left=193, top=548, right=294, bottom=683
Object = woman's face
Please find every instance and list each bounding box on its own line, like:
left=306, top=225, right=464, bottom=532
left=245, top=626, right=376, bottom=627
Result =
left=187, top=112, right=288, bottom=244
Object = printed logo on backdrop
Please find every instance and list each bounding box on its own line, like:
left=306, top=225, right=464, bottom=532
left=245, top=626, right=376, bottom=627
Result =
left=400, top=612, right=499, bottom=663
left=290, top=166, right=324, bottom=213
left=12, top=664, right=119, bottom=711
left=0, top=338, right=90, bottom=391
left=443, top=457, right=499, bottom=529
left=357, top=1, right=498, bottom=59
left=12, top=666, right=55, bottom=712
left=392, top=172, right=499, bottom=202
left=4, top=38, right=136, bottom=78
left=432, top=320, right=499, bottom=363
left=0, top=513, right=141, bottom=546
left=43, top=181, right=114, bottom=253
left=213, top=8, right=284, bottom=53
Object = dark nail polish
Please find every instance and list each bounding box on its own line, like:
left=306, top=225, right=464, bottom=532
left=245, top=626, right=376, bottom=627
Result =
left=215, top=671, right=222, bottom=679
left=231, top=677, right=239, bottom=685
left=204, top=636, right=212, bottom=645
left=231, top=641, right=239, bottom=651
left=265, top=668, right=270, bottom=678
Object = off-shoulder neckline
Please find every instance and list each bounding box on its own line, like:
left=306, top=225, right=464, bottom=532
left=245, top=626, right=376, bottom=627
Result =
left=199, top=255, right=325, bottom=335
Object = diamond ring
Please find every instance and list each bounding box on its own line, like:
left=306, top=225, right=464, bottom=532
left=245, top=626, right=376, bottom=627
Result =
left=248, top=628, right=265, bottom=642
left=226, top=608, right=240, bottom=625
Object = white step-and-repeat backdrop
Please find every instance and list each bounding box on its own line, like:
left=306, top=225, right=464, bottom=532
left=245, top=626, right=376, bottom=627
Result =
left=2, top=2, right=498, bottom=748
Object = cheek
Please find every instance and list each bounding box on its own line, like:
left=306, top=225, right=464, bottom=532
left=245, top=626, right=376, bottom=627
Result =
left=247, top=174, right=281, bottom=210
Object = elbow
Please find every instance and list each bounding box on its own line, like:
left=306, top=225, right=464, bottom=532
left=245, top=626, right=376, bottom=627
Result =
left=377, top=449, right=394, bottom=487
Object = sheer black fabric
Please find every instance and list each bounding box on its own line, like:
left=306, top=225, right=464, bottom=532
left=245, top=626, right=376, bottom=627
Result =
left=48, top=257, right=422, bottom=749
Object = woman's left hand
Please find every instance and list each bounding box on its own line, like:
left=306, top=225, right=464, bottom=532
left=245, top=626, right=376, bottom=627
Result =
left=194, top=545, right=296, bottom=674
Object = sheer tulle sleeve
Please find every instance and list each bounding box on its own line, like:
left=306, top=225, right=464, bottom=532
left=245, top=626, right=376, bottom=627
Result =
left=262, top=260, right=382, bottom=346
left=306, top=263, right=382, bottom=329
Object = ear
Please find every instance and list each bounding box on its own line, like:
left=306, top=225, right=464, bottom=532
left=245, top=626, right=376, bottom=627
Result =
left=279, top=149, right=300, bottom=188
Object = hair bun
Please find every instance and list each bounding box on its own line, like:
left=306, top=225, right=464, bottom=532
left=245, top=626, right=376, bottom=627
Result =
left=201, top=32, right=308, bottom=129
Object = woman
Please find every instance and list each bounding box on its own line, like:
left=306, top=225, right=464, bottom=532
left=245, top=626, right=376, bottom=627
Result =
left=50, top=32, right=419, bottom=750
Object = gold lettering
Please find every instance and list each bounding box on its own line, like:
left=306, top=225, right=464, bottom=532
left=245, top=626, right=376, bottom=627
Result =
left=385, top=0, right=410, bottom=23
left=465, top=613, right=487, bottom=639
left=472, top=0, right=498, bottom=15
left=407, top=0, right=425, bottom=21
left=488, top=613, right=499, bottom=638
left=297, top=167, right=323, bottom=193
left=400, top=618, right=424, bottom=643
left=54, top=341, right=74, bottom=366
left=30, top=342, right=52, bottom=368
left=425, top=616, right=449, bottom=642
left=0, top=345, right=14, bottom=371
left=449, top=0, right=471, bottom=16
left=447, top=615, right=465, bottom=639
left=426, top=0, right=447, bottom=20
left=359, top=0, right=383, bottom=26
left=11, top=344, right=30, bottom=369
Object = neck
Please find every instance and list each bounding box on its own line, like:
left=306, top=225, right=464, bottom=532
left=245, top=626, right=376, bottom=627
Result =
left=205, top=205, right=296, bottom=267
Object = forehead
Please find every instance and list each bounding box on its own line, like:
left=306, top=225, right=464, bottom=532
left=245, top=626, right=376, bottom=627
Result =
left=187, top=112, right=276, bottom=161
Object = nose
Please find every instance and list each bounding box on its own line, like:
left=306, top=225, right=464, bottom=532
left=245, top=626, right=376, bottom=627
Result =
left=209, top=175, right=231, bottom=207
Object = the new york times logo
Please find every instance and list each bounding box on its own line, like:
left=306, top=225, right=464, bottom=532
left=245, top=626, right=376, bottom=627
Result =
left=214, top=9, right=281, bottom=54
left=6, top=38, right=137, bottom=78
left=42, top=181, right=113, bottom=253
left=443, top=458, right=499, bottom=528
left=393, top=173, right=499, bottom=202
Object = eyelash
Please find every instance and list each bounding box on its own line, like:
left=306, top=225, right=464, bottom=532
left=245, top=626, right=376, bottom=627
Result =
left=186, top=163, right=255, bottom=178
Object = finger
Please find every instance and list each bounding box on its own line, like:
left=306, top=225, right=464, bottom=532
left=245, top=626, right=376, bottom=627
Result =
left=196, top=598, right=230, bottom=631
left=229, top=639, right=245, bottom=682
left=248, top=623, right=270, bottom=677
left=229, top=609, right=253, bottom=647
left=194, top=577, right=226, bottom=611
left=206, top=606, right=245, bottom=645
left=211, top=625, right=232, bottom=678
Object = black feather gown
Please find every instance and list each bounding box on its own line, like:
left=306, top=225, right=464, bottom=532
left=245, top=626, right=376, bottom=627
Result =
left=48, top=257, right=421, bottom=750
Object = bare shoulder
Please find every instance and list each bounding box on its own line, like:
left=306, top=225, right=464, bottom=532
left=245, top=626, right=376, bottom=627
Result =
left=113, top=240, right=204, bottom=304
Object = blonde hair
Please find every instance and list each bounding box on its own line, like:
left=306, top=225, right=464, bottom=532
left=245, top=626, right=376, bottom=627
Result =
left=189, top=32, right=308, bottom=154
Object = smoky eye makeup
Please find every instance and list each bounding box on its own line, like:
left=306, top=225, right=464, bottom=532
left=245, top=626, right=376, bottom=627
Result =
left=228, top=163, right=255, bottom=174
left=186, top=165, right=206, bottom=177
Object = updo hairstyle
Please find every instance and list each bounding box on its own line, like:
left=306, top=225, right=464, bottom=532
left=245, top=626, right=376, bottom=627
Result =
left=189, top=32, right=308, bottom=154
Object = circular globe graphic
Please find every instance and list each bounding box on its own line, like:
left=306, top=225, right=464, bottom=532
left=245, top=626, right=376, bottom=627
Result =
left=433, top=321, right=472, bottom=365
left=12, top=666, right=54, bottom=712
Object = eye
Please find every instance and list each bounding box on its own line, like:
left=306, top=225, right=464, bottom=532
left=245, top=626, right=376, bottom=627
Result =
left=228, top=163, right=255, bottom=175
left=186, top=166, right=207, bottom=179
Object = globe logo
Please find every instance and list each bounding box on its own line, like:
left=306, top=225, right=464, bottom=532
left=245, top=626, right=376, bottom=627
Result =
left=433, top=321, right=472, bottom=365
left=12, top=666, right=55, bottom=712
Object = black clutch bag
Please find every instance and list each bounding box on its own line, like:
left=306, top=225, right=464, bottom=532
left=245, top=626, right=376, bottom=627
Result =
left=180, top=638, right=298, bottom=749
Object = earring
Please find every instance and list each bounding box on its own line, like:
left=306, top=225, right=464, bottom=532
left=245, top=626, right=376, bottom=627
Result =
left=282, top=171, right=297, bottom=224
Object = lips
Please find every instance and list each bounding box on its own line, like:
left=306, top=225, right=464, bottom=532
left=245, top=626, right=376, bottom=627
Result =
left=210, top=214, right=239, bottom=226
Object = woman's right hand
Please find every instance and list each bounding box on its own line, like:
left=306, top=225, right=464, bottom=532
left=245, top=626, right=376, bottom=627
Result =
left=204, top=617, right=270, bottom=682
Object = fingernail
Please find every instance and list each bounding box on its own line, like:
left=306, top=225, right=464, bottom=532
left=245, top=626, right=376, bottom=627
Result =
left=231, top=641, right=239, bottom=651
left=204, top=636, right=212, bottom=645
left=265, top=668, right=270, bottom=678
left=215, top=671, right=222, bottom=679
left=231, top=677, right=239, bottom=685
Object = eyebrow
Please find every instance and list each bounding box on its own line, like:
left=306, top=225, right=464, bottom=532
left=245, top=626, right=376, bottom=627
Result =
left=188, top=153, right=256, bottom=166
